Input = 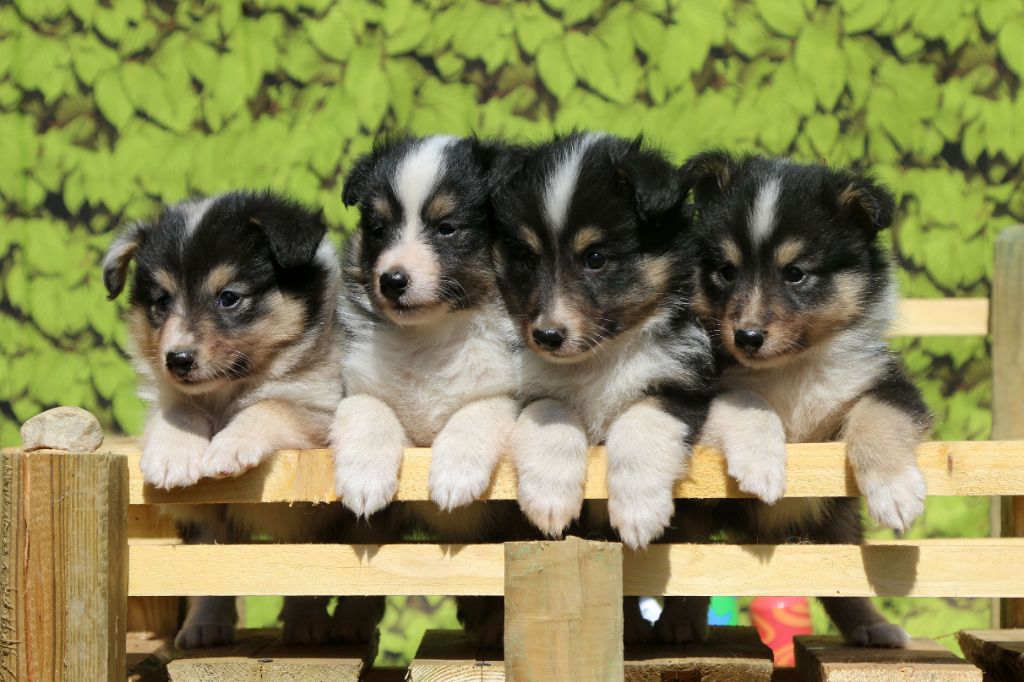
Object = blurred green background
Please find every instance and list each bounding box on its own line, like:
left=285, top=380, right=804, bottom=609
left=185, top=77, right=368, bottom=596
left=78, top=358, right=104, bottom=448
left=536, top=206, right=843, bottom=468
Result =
left=2, top=0, right=1022, bottom=665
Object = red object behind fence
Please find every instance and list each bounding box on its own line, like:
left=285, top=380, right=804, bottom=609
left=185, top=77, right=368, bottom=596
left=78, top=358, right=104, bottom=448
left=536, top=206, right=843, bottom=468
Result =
left=750, top=596, right=813, bottom=666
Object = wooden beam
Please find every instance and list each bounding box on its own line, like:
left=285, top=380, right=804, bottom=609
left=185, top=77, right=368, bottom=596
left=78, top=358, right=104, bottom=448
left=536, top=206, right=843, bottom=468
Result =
left=993, top=226, right=1024, bottom=628
left=956, top=629, right=1024, bottom=682
left=794, top=635, right=982, bottom=681
left=505, top=537, right=623, bottom=681
left=407, top=630, right=503, bottom=681
left=624, top=626, right=773, bottom=681
left=893, top=298, right=989, bottom=336
left=118, top=441, right=1024, bottom=506
left=127, top=538, right=1024, bottom=598
left=1, top=450, right=128, bottom=681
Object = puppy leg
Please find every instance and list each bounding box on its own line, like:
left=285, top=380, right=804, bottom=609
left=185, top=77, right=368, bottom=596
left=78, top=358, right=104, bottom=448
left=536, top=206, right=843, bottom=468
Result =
left=512, top=399, right=589, bottom=537
left=654, top=597, right=710, bottom=644
left=702, top=390, right=787, bottom=505
left=202, top=399, right=322, bottom=480
left=430, top=396, right=517, bottom=510
left=624, top=596, right=655, bottom=644
left=457, top=596, right=504, bottom=648
left=331, top=395, right=409, bottom=518
left=174, top=516, right=238, bottom=648
left=280, top=596, right=332, bottom=645
left=140, top=404, right=212, bottom=489
left=331, top=596, right=386, bottom=643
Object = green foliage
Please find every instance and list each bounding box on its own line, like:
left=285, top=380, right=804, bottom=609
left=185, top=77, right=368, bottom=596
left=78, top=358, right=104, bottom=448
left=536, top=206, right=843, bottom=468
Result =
left=2, top=0, right=1019, bottom=664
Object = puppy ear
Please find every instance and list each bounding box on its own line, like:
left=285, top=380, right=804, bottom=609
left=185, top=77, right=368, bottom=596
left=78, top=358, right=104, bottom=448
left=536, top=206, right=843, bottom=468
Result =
left=679, top=149, right=738, bottom=204
left=828, top=171, right=896, bottom=233
left=249, top=196, right=327, bottom=269
left=482, top=142, right=527, bottom=196
left=341, top=152, right=376, bottom=208
left=610, top=136, right=681, bottom=221
left=102, top=223, right=146, bottom=300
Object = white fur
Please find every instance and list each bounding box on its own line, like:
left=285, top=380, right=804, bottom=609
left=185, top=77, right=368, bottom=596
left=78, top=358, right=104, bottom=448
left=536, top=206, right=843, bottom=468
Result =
left=859, top=468, right=926, bottom=532
left=180, top=196, right=215, bottom=235
left=543, top=133, right=602, bottom=233
left=606, top=401, right=690, bottom=549
left=748, top=176, right=781, bottom=245
left=512, top=399, right=590, bottom=536
left=140, top=406, right=212, bottom=489
left=331, top=394, right=408, bottom=517
left=394, top=135, right=454, bottom=238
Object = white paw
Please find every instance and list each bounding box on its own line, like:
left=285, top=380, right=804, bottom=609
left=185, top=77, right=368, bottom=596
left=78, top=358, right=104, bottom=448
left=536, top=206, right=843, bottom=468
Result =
left=429, top=430, right=497, bottom=511
left=140, top=434, right=207, bottom=490
left=863, top=467, right=926, bottom=532
left=280, top=599, right=332, bottom=645
left=334, top=457, right=399, bottom=518
left=331, top=596, right=384, bottom=643
left=848, top=622, right=910, bottom=648
left=200, top=434, right=269, bottom=480
left=174, top=621, right=235, bottom=649
left=608, top=489, right=674, bottom=549
left=331, top=396, right=405, bottom=518
left=724, top=436, right=787, bottom=505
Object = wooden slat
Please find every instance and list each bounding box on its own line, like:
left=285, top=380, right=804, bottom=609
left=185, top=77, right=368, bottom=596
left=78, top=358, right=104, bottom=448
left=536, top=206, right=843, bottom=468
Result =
left=892, top=298, right=989, bottom=336
left=114, top=441, right=1024, bottom=506
left=956, top=629, right=1024, bottom=682
left=407, top=630, right=504, bottom=681
left=127, top=539, right=1024, bottom=598
left=794, top=635, right=982, bottom=681
left=624, top=626, right=773, bottom=681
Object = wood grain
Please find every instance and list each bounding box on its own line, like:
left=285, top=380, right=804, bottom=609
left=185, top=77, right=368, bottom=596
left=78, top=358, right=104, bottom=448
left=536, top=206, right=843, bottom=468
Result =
left=407, top=630, right=504, bottom=681
left=794, top=635, right=982, bottom=681
left=956, top=629, right=1024, bottom=682
left=624, top=626, right=773, bottom=681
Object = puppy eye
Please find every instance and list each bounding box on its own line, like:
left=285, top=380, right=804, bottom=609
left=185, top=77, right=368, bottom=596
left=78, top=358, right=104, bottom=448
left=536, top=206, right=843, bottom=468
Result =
left=718, top=264, right=738, bottom=282
left=783, top=265, right=806, bottom=283
left=584, top=252, right=607, bottom=270
left=150, top=293, right=171, bottom=313
left=437, top=221, right=456, bottom=237
left=217, top=290, right=241, bottom=308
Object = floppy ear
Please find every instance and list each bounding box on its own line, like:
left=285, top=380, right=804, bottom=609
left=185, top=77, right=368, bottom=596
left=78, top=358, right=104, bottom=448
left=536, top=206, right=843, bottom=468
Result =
left=679, top=149, right=738, bottom=204
left=610, top=137, right=681, bottom=221
left=341, top=152, right=377, bottom=208
left=102, top=223, right=146, bottom=299
left=828, top=171, right=896, bottom=233
left=249, top=197, right=327, bottom=269
left=481, top=142, right=527, bottom=196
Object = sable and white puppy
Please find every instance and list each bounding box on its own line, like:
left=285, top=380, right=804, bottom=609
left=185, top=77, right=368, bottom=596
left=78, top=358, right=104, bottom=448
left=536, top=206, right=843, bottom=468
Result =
left=332, top=135, right=520, bottom=644
left=678, top=152, right=932, bottom=647
left=489, top=133, right=715, bottom=550
left=103, top=191, right=381, bottom=648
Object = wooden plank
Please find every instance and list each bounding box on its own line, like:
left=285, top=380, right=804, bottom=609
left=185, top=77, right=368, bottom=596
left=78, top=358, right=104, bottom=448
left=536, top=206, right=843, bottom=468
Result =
left=127, top=634, right=174, bottom=682
left=1, top=450, right=128, bottom=682
left=794, top=635, right=982, bottom=681
left=956, top=629, right=1024, bottom=682
left=993, top=226, right=1024, bottom=629
left=624, top=626, right=773, bottom=681
left=166, top=628, right=371, bottom=682
left=126, top=506, right=181, bottom=639
left=892, top=298, right=989, bottom=337
left=407, top=630, right=503, bottom=681
left=127, top=539, right=1024, bottom=598
left=117, top=441, right=1024, bottom=505
left=505, top=537, right=623, bottom=681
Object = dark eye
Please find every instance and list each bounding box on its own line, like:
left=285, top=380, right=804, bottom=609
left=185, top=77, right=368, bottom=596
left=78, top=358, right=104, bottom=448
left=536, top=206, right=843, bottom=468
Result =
left=217, top=290, right=241, bottom=308
left=437, top=221, right=456, bottom=236
left=150, top=293, right=171, bottom=313
left=718, top=264, right=738, bottom=282
left=584, top=251, right=607, bottom=270
left=784, top=265, right=805, bottom=283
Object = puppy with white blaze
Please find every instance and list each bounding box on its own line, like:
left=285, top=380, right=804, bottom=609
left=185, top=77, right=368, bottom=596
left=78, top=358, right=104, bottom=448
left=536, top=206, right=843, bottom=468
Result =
left=332, top=135, right=521, bottom=644
left=103, top=191, right=383, bottom=648
left=678, top=151, right=932, bottom=647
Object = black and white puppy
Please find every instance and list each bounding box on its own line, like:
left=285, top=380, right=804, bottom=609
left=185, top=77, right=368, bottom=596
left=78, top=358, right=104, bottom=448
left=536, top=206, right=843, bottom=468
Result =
left=103, top=191, right=380, bottom=647
left=332, top=135, right=520, bottom=644
left=681, top=152, right=932, bottom=647
left=490, top=133, right=715, bottom=550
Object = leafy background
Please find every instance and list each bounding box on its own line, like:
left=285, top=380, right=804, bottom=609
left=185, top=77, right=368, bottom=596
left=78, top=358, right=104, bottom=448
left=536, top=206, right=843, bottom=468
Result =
left=3, top=0, right=1021, bottom=665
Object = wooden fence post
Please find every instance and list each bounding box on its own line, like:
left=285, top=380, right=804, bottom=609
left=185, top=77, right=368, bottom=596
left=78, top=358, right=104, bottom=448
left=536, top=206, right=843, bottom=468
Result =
left=504, top=536, right=623, bottom=681
left=1, top=450, right=128, bottom=681
left=993, top=226, right=1024, bottom=628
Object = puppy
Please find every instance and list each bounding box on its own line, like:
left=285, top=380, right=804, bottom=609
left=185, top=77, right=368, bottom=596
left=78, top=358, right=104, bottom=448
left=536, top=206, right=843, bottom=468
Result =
left=676, top=151, right=931, bottom=647
left=332, top=135, right=521, bottom=645
left=103, top=191, right=382, bottom=647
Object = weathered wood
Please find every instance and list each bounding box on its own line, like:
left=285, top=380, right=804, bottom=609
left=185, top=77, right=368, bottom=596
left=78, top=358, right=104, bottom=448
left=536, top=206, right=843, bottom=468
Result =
left=127, top=633, right=174, bottom=682
left=956, top=629, right=1024, bottom=682
left=794, top=635, right=982, bottom=681
left=126, top=506, right=181, bottom=638
left=993, top=227, right=1024, bottom=629
left=892, top=298, right=989, bottom=336
left=127, top=539, right=1024, bottom=598
left=407, top=630, right=503, bottom=681
left=624, top=626, right=774, bottom=681
left=505, top=537, right=623, bottom=681
left=117, top=441, right=1024, bottom=505
left=165, top=628, right=372, bottom=682
left=0, top=450, right=128, bottom=681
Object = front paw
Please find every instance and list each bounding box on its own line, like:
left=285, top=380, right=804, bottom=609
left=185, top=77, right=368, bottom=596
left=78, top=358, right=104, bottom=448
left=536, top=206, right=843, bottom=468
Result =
left=335, top=463, right=399, bottom=518
left=608, top=489, right=674, bottom=549
left=140, top=436, right=207, bottom=489
left=331, top=596, right=385, bottom=643
left=654, top=596, right=710, bottom=644
left=429, top=431, right=496, bottom=511
left=280, top=597, right=332, bottom=645
left=863, top=467, right=926, bottom=532
left=848, top=622, right=910, bottom=648
left=724, top=436, right=787, bottom=505
left=200, top=435, right=269, bottom=479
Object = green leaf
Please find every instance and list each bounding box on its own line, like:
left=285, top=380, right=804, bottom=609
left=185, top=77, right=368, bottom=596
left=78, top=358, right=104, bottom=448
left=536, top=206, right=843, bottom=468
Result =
left=980, top=0, right=1024, bottom=34
left=998, top=17, right=1024, bottom=77
left=841, top=0, right=889, bottom=33
left=68, top=0, right=96, bottom=24
left=344, top=42, right=388, bottom=129
left=659, top=23, right=710, bottom=87
left=184, top=38, right=221, bottom=86
left=70, top=35, right=120, bottom=86
left=307, top=4, right=356, bottom=61
left=513, top=3, right=563, bottom=56
left=754, top=0, right=807, bottom=36
left=561, top=0, right=602, bottom=26
left=94, top=69, right=135, bottom=129
left=386, top=3, right=431, bottom=55
left=805, top=115, right=839, bottom=156
left=536, top=38, right=575, bottom=100
left=794, top=15, right=845, bottom=110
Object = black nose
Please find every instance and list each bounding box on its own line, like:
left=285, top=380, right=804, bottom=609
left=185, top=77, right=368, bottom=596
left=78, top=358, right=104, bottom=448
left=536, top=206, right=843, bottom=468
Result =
left=379, top=270, right=409, bottom=300
left=734, top=329, right=765, bottom=352
left=165, top=350, right=196, bottom=376
left=532, top=327, right=566, bottom=351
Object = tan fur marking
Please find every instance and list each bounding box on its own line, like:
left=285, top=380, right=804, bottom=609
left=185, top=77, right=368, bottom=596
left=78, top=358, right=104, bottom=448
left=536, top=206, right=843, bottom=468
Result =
left=519, top=226, right=541, bottom=254
left=837, top=185, right=863, bottom=212
left=153, top=269, right=179, bottom=298
left=371, top=197, right=392, bottom=221
left=722, top=239, right=742, bottom=267
left=202, top=264, right=238, bottom=298
left=425, top=193, right=455, bottom=222
left=842, top=396, right=925, bottom=481
left=572, top=226, right=604, bottom=253
left=642, top=256, right=673, bottom=293
left=774, top=239, right=805, bottom=268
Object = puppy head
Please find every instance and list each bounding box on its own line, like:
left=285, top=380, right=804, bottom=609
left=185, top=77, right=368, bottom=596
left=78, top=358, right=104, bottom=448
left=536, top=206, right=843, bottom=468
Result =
left=682, top=151, right=895, bottom=368
left=103, top=191, right=330, bottom=394
left=341, top=135, right=500, bottom=326
left=490, top=133, right=687, bottom=363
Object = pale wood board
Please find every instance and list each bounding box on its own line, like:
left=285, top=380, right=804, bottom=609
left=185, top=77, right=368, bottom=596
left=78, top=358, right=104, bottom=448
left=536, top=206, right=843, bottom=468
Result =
left=407, top=630, right=504, bottom=681
left=111, top=441, right=1024, bottom=506
left=1, top=451, right=128, bottom=682
left=794, top=636, right=982, bottom=681
left=624, top=626, right=774, bottom=681
left=892, top=298, right=989, bottom=336
left=126, top=506, right=181, bottom=639
left=956, top=629, right=1024, bottom=682
left=127, top=538, right=1024, bottom=598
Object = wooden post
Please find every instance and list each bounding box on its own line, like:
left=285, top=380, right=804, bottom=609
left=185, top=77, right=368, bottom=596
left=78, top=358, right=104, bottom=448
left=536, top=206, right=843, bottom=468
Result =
left=504, top=536, right=623, bottom=681
left=1, top=450, right=128, bottom=681
left=994, top=226, right=1024, bottom=628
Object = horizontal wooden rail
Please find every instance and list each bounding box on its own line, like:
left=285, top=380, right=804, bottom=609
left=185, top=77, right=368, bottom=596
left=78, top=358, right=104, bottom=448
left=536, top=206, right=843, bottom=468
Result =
left=128, top=539, right=1024, bottom=598
left=118, top=441, right=1024, bottom=505
left=894, top=298, right=989, bottom=336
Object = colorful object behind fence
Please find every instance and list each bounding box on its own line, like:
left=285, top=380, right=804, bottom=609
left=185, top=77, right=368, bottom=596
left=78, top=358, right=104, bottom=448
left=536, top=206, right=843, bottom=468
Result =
left=751, top=596, right=813, bottom=666
left=708, top=596, right=739, bottom=625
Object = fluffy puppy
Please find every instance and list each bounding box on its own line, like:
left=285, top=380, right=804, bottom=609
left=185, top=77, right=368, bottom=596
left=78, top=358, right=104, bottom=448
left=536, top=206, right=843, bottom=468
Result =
left=332, top=135, right=520, bottom=644
left=676, top=151, right=932, bottom=647
left=103, top=191, right=381, bottom=648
